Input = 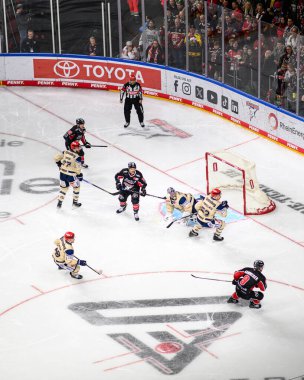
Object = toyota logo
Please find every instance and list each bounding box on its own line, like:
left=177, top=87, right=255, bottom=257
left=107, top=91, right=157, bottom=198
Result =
left=54, top=61, right=80, bottom=78
left=268, top=112, right=279, bottom=130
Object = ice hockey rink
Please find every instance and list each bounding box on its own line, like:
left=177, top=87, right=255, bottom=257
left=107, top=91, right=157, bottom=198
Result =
left=0, top=86, right=304, bottom=380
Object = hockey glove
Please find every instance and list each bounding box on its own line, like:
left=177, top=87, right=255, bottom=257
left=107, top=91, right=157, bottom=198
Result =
left=116, top=181, right=122, bottom=190
left=76, top=173, right=83, bottom=181
left=221, top=201, right=229, bottom=209
left=120, top=99, right=123, bottom=104
left=56, top=161, right=62, bottom=169
left=85, top=142, right=91, bottom=148
left=232, top=279, right=237, bottom=285
left=78, top=260, right=87, bottom=266
left=141, top=188, right=146, bottom=197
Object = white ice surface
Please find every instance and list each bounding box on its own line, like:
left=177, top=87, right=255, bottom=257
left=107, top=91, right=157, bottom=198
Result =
left=0, top=87, right=304, bottom=380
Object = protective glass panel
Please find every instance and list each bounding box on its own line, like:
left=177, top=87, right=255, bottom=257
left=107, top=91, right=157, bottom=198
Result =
left=138, top=0, right=164, bottom=64
left=186, top=0, right=203, bottom=74
left=5, top=0, right=53, bottom=53
left=167, top=0, right=186, bottom=70
left=223, top=6, right=258, bottom=96
left=299, top=43, right=304, bottom=117
left=207, top=3, right=223, bottom=81
left=58, top=0, right=105, bottom=56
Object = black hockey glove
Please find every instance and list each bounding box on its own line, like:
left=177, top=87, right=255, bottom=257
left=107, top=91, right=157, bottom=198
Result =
left=141, top=188, right=147, bottom=197
left=232, top=279, right=237, bottom=285
left=78, top=260, right=87, bottom=266
left=76, top=173, right=83, bottom=181
left=85, top=142, right=91, bottom=148
left=56, top=161, right=62, bottom=169
left=221, top=201, right=229, bottom=209
left=116, top=181, right=122, bottom=190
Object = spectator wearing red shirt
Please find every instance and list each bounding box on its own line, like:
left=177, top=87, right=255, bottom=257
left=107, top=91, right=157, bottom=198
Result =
left=146, top=39, right=163, bottom=64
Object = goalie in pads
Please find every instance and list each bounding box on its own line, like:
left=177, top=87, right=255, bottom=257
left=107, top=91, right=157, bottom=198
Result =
left=165, top=187, right=198, bottom=223
left=189, top=188, right=228, bottom=241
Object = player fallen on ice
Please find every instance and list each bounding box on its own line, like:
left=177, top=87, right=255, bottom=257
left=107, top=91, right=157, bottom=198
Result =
left=54, top=140, right=83, bottom=209
left=165, top=187, right=199, bottom=223
left=188, top=188, right=228, bottom=241
left=227, top=260, right=267, bottom=309
left=120, top=74, right=145, bottom=128
left=115, top=162, right=147, bottom=221
left=52, top=232, right=87, bottom=279
left=63, top=118, right=91, bottom=168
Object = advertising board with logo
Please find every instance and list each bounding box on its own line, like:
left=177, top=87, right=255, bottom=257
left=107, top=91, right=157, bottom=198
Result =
left=33, top=58, right=162, bottom=89
left=0, top=55, right=303, bottom=153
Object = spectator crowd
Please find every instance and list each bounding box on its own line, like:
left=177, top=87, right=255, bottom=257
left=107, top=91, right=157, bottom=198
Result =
left=121, top=0, right=304, bottom=114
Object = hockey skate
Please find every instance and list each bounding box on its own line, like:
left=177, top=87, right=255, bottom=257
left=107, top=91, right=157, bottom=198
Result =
left=189, top=230, right=199, bottom=237
left=227, top=297, right=239, bottom=304
left=134, top=212, right=139, bottom=221
left=140, top=122, right=145, bottom=128
left=57, top=200, right=62, bottom=209
left=124, top=122, right=130, bottom=128
left=73, top=200, right=82, bottom=208
left=81, top=163, right=89, bottom=168
left=249, top=301, right=261, bottom=309
left=213, top=234, right=224, bottom=241
left=116, top=205, right=127, bottom=214
left=70, top=272, right=83, bottom=280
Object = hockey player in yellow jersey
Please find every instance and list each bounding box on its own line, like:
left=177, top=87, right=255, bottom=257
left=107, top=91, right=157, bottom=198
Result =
left=54, top=141, right=83, bottom=209
left=52, top=231, right=87, bottom=279
left=189, top=188, right=229, bottom=241
left=165, top=187, right=197, bottom=222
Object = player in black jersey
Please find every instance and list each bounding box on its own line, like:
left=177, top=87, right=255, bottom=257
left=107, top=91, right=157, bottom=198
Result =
left=120, top=75, right=145, bottom=128
left=227, top=260, right=267, bottom=309
left=114, top=162, right=147, bottom=221
left=63, top=118, right=91, bottom=168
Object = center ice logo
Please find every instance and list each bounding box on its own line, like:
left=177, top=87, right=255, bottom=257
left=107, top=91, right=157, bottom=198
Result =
left=0, top=134, right=59, bottom=219
left=69, top=296, right=242, bottom=375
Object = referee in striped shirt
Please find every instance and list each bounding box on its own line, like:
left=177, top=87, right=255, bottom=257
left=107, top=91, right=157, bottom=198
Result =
left=120, top=74, right=145, bottom=128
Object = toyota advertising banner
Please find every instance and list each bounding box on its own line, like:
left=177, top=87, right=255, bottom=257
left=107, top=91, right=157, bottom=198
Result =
left=33, top=58, right=162, bottom=90
left=0, top=55, right=303, bottom=154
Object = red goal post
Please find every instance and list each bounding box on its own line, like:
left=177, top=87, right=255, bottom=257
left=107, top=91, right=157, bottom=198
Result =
left=205, top=151, right=276, bottom=215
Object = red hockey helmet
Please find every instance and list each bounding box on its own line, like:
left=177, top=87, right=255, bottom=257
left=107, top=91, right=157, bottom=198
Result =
left=70, top=141, right=80, bottom=150
left=64, top=231, right=75, bottom=241
left=129, top=74, right=136, bottom=81
left=211, top=188, right=221, bottom=197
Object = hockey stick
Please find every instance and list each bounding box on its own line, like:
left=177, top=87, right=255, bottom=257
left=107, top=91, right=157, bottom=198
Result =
left=166, top=213, right=196, bottom=228
left=125, top=189, right=166, bottom=200
left=80, top=144, right=108, bottom=148
left=74, top=256, right=103, bottom=275
left=191, top=274, right=231, bottom=282
left=83, top=179, right=120, bottom=196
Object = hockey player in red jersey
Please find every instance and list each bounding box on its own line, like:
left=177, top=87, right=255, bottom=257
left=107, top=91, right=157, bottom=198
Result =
left=63, top=118, right=91, bottom=168
left=114, top=162, right=147, bottom=221
left=227, top=260, right=267, bottom=309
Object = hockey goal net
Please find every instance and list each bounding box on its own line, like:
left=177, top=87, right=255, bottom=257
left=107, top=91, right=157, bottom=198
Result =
left=205, top=151, right=276, bottom=215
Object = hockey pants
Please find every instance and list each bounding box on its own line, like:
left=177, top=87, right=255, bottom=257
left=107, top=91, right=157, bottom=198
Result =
left=124, top=100, right=144, bottom=123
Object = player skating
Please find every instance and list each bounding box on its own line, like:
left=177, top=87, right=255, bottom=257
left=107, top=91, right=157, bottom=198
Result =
left=54, top=141, right=83, bottom=209
left=227, top=260, right=267, bottom=309
left=115, top=162, right=147, bottom=221
left=63, top=118, right=91, bottom=168
left=188, top=188, right=228, bottom=241
left=120, top=74, right=145, bottom=128
left=52, top=232, right=87, bottom=279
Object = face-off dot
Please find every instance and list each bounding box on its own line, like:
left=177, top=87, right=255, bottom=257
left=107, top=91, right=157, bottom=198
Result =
left=155, top=342, right=183, bottom=354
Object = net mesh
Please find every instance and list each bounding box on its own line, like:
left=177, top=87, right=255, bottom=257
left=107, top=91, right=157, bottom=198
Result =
left=206, top=151, right=276, bottom=215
